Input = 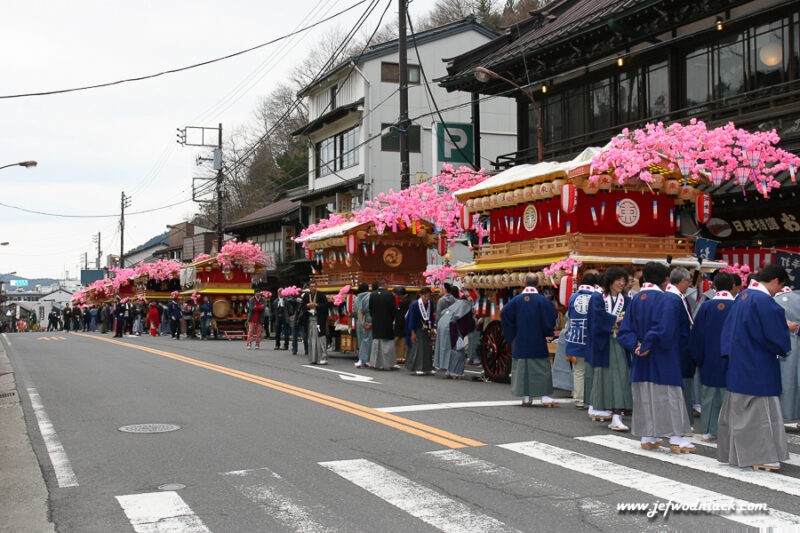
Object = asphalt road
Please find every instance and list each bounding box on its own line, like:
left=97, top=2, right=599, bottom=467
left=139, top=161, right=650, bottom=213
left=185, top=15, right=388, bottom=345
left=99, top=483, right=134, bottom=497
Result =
left=3, top=330, right=800, bottom=532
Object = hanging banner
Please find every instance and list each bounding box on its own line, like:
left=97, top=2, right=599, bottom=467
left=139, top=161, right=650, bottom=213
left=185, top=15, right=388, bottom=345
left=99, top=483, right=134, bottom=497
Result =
left=694, top=238, right=719, bottom=262
left=776, top=252, right=800, bottom=289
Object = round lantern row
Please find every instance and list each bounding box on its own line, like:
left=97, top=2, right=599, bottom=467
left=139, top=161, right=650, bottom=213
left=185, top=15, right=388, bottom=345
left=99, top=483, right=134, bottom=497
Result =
left=462, top=272, right=546, bottom=290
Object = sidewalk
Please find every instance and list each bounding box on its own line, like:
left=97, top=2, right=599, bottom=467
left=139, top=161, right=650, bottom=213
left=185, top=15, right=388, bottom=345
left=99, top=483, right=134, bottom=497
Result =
left=0, top=342, right=55, bottom=532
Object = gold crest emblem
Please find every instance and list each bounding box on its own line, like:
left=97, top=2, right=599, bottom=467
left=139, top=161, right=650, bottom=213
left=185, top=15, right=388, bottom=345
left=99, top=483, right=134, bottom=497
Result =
left=640, top=293, right=647, bottom=300
left=741, top=293, right=748, bottom=301
left=524, top=296, right=530, bottom=302
left=382, top=246, right=403, bottom=268
left=717, top=303, right=725, bottom=311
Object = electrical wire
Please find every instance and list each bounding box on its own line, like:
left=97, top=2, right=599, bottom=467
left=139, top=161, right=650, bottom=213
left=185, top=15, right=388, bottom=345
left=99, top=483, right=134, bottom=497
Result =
left=0, top=0, right=373, bottom=100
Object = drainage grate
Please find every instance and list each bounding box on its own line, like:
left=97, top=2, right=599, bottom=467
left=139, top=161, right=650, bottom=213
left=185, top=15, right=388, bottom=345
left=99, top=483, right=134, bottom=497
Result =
left=118, top=423, right=181, bottom=434
left=0, top=391, right=17, bottom=399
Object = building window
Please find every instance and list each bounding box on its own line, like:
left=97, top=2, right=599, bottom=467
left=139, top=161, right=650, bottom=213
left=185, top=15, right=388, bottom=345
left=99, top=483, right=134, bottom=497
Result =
left=380, top=122, right=421, bottom=152
left=645, top=61, right=669, bottom=117
left=315, top=126, right=360, bottom=178
left=565, top=87, right=586, bottom=140
left=590, top=77, right=613, bottom=133
left=314, top=204, right=329, bottom=223
left=544, top=94, right=563, bottom=143
left=618, top=69, right=641, bottom=124
left=380, top=62, right=421, bottom=84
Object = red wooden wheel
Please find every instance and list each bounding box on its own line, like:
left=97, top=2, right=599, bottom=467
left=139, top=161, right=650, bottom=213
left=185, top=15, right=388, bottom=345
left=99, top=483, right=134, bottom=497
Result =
left=480, top=320, right=511, bottom=382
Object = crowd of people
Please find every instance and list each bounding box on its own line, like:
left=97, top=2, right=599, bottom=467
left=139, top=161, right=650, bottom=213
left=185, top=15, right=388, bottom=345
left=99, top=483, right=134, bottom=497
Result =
left=511, top=261, right=799, bottom=473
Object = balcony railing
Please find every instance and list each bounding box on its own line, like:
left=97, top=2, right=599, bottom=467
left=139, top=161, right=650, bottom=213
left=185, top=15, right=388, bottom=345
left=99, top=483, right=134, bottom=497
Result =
left=311, top=271, right=427, bottom=289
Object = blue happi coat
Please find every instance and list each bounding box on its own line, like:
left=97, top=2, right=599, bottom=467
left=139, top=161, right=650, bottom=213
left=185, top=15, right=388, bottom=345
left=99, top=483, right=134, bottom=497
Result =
left=721, top=287, right=791, bottom=397
left=617, top=288, right=683, bottom=387
left=688, top=297, right=733, bottom=388
left=501, top=290, right=557, bottom=360
left=588, top=293, right=629, bottom=368
left=663, top=291, right=694, bottom=379
left=563, top=288, right=602, bottom=363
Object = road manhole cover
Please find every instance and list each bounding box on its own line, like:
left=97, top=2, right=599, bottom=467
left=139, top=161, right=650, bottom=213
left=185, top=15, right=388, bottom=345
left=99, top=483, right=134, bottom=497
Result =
left=118, top=423, right=181, bottom=434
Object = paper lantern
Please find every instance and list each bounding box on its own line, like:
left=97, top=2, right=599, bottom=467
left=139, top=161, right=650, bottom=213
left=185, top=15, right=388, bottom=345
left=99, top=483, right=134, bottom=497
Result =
left=561, top=183, right=577, bottom=213
left=582, top=179, right=600, bottom=196
left=531, top=184, right=542, bottom=201
left=460, top=204, right=473, bottom=231
left=598, top=175, right=613, bottom=191
left=558, top=275, right=574, bottom=307
left=523, top=186, right=534, bottom=201
left=305, top=247, right=314, bottom=260
left=494, top=274, right=504, bottom=287
left=695, top=193, right=712, bottom=224
left=678, top=186, right=695, bottom=202
left=551, top=178, right=564, bottom=195
left=540, top=181, right=553, bottom=199
left=513, top=188, right=524, bottom=202
left=501, top=273, right=509, bottom=287
left=663, top=179, right=681, bottom=196
left=650, top=173, right=665, bottom=191
left=346, top=233, right=358, bottom=255
left=438, top=234, right=447, bottom=256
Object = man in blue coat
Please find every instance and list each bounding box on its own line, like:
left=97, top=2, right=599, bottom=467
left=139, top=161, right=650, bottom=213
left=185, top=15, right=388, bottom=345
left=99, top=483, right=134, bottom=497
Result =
left=688, top=272, right=735, bottom=442
left=501, top=273, right=557, bottom=407
left=617, top=261, right=694, bottom=453
left=664, top=266, right=695, bottom=421
left=717, top=264, right=797, bottom=471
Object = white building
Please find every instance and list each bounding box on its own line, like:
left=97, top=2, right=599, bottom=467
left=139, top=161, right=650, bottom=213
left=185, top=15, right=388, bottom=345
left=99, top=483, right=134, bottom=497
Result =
left=292, top=15, right=516, bottom=224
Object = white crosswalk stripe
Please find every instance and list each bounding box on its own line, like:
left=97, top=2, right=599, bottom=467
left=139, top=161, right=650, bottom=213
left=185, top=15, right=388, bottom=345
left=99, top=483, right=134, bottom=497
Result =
left=685, top=435, right=800, bottom=467
left=221, top=467, right=334, bottom=533
left=320, top=458, right=520, bottom=533
left=579, top=434, right=800, bottom=497
left=499, top=440, right=800, bottom=530
left=116, top=491, right=210, bottom=533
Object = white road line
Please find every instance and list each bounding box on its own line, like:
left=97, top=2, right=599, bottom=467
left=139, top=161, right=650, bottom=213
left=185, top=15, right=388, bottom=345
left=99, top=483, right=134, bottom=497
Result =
left=580, top=434, right=800, bottom=497
left=426, top=449, right=623, bottom=526
left=320, top=458, right=520, bottom=533
left=27, top=387, right=78, bottom=488
left=500, top=440, right=800, bottom=530
left=377, top=398, right=573, bottom=413
left=221, top=467, right=333, bottom=533
left=302, top=365, right=381, bottom=384
left=116, top=491, right=210, bottom=533
left=685, top=435, right=800, bottom=467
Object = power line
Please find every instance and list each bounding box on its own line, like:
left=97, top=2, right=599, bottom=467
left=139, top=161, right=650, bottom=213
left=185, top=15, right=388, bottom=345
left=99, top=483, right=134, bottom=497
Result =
left=0, top=196, right=195, bottom=219
left=0, top=0, right=372, bottom=100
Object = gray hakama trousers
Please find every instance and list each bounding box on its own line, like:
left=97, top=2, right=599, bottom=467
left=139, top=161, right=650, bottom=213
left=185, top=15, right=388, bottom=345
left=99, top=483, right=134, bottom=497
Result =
left=584, top=363, right=595, bottom=406
left=717, top=392, right=789, bottom=467
left=683, top=377, right=695, bottom=421
left=307, top=316, right=327, bottom=364
left=447, top=348, right=466, bottom=377
left=356, top=322, right=372, bottom=363
left=405, top=329, right=433, bottom=373
left=511, top=358, right=553, bottom=398
left=591, top=339, right=633, bottom=411
left=631, top=381, right=691, bottom=438
left=698, top=385, right=725, bottom=436
left=371, top=338, right=396, bottom=370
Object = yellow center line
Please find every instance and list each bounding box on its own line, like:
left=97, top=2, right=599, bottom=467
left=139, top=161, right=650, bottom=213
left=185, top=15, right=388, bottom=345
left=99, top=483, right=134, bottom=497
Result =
left=72, top=332, right=485, bottom=449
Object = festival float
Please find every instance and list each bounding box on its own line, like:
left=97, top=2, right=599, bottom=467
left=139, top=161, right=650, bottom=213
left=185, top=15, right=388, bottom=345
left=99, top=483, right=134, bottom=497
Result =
left=70, top=259, right=182, bottom=308
left=454, top=120, right=800, bottom=381
left=179, top=241, right=266, bottom=339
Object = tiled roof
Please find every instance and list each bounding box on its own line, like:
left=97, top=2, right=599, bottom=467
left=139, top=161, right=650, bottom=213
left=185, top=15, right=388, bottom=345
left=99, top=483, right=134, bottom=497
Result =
left=226, top=197, right=301, bottom=230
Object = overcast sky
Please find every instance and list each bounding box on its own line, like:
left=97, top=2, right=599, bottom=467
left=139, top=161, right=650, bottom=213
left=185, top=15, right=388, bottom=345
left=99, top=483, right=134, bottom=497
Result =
left=0, top=0, right=441, bottom=280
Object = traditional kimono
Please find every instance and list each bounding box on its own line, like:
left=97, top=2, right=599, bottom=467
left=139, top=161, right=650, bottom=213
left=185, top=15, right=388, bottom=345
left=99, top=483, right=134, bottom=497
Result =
left=617, top=283, right=691, bottom=438
left=369, top=288, right=397, bottom=370
left=301, top=290, right=328, bottom=364
left=501, top=287, right=557, bottom=398
left=564, top=285, right=598, bottom=406
left=445, top=300, right=476, bottom=378
left=718, top=283, right=792, bottom=467
left=405, top=298, right=434, bottom=374
left=688, top=291, right=733, bottom=437
left=433, top=300, right=472, bottom=375
left=589, top=291, right=633, bottom=412
left=354, top=291, right=372, bottom=364
left=776, top=290, right=800, bottom=421
left=664, top=283, right=695, bottom=420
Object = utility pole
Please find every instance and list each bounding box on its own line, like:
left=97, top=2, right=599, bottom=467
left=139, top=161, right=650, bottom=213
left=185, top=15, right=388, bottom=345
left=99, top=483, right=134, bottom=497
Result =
left=92, top=232, right=101, bottom=269
left=398, top=0, right=410, bottom=190
left=178, top=123, right=224, bottom=252
left=120, top=192, right=131, bottom=267
left=83, top=252, right=88, bottom=269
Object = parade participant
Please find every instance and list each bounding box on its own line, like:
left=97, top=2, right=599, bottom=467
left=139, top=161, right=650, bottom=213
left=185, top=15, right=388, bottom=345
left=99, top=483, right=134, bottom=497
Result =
left=181, top=298, right=195, bottom=339
left=393, top=287, right=411, bottom=364
left=405, top=287, right=434, bottom=375
left=246, top=291, right=267, bottom=350
left=113, top=298, right=127, bottom=338
left=617, top=261, right=694, bottom=453
left=199, top=296, right=212, bottom=340
left=301, top=281, right=329, bottom=365
left=439, top=293, right=476, bottom=379
left=564, top=273, right=609, bottom=419
left=433, top=285, right=461, bottom=371
left=501, top=273, right=558, bottom=407
left=435, top=283, right=457, bottom=325
left=664, top=266, right=695, bottom=421
left=167, top=293, right=182, bottom=339
left=688, top=272, right=735, bottom=442
left=291, top=291, right=308, bottom=356
left=731, top=274, right=743, bottom=296
left=718, top=265, right=796, bottom=471
left=590, top=267, right=633, bottom=432
left=146, top=302, right=160, bottom=337
left=369, top=278, right=398, bottom=370
left=353, top=283, right=372, bottom=368
left=272, top=289, right=293, bottom=350
left=776, top=286, right=800, bottom=428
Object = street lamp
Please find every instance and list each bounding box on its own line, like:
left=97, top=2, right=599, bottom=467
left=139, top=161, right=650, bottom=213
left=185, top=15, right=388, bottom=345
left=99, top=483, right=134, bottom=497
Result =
left=0, top=161, right=37, bottom=171
left=473, top=66, right=545, bottom=162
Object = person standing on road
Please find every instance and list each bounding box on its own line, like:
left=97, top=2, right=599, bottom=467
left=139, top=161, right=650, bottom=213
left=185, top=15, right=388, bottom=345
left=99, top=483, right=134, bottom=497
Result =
left=617, top=261, right=694, bottom=453
left=353, top=283, right=372, bottom=368
left=199, top=296, right=212, bottom=340
left=718, top=264, right=796, bottom=472
left=272, top=289, right=293, bottom=350
left=405, top=288, right=434, bottom=375
left=369, top=278, right=398, bottom=370
left=246, top=292, right=266, bottom=350
left=664, top=266, right=695, bottom=421
left=393, top=287, right=410, bottom=364
left=147, top=302, right=160, bottom=337
left=501, top=273, right=558, bottom=407
left=301, top=281, right=328, bottom=364
left=167, top=293, right=182, bottom=339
